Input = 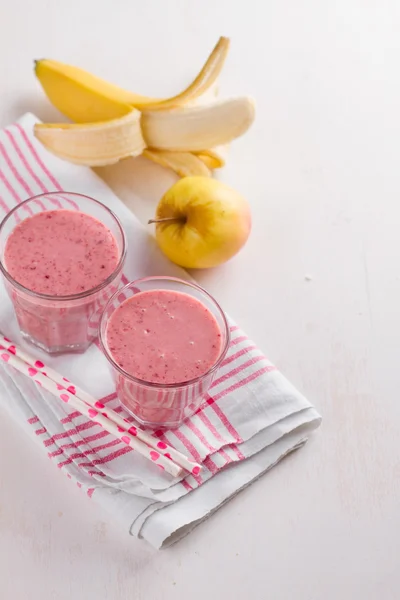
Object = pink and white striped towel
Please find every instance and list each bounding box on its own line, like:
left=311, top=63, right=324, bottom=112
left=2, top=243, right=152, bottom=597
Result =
left=0, top=114, right=321, bottom=548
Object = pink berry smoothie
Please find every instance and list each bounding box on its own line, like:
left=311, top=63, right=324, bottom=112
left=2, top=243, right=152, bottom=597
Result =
left=3, top=209, right=122, bottom=353
left=4, top=210, right=119, bottom=295
left=104, top=288, right=224, bottom=427
left=106, top=289, right=222, bottom=384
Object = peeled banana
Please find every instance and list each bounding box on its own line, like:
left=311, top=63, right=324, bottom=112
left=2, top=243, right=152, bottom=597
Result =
left=34, top=110, right=145, bottom=166
left=33, top=37, right=254, bottom=175
left=141, top=97, right=254, bottom=152
left=34, top=98, right=253, bottom=166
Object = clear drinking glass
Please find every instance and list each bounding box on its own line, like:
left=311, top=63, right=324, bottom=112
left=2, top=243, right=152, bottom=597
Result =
left=99, top=276, right=230, bottom=429
left=0, top=192, right=126, bottom=354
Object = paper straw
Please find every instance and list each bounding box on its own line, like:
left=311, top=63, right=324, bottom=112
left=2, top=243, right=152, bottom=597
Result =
left=0, top=344, right=183, bottom=478
left=0, top=333, right=201, bottom=476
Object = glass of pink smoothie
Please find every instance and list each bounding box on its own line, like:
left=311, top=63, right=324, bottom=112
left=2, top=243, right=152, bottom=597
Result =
left=99, top=276, right=230, bottom=428
left=0, top=192, right=126, bottom=354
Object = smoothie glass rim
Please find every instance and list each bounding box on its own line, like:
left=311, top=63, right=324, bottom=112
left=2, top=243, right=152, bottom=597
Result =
left=0, top=192, right=127, bottom=302
left=99, top=276, right=231, bottom=390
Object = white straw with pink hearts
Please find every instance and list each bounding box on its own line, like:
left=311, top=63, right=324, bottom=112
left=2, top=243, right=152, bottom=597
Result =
left=0, top=335, right=200, bottom=478
left=0, top=333, right=201, bottom=476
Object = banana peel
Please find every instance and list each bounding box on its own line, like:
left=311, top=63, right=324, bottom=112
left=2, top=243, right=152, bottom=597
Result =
left=193, top=145, right=229, bottom=169
left=143, top=149, right=211, bottom=178
left=34, top=37, right=230, bottom=122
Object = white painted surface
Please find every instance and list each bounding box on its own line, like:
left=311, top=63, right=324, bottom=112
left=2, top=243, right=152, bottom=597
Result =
left=0, top=0, right=399, bottom=598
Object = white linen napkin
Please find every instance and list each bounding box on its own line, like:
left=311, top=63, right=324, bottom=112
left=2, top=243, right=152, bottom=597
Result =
left=0, top=113, right=321, bottom=548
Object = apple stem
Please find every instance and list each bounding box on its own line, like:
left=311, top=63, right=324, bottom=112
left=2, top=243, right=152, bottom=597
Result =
left=148, top=217, right=186, bottom=225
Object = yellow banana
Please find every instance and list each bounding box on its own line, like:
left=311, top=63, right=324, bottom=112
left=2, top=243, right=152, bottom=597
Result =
left=34, top=37, right=230, bottom=123
left=33, top=37, right=254, bottom=176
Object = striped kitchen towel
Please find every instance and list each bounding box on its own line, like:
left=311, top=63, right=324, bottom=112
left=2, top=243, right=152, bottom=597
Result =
left=0, top=113, right=321, bottom=548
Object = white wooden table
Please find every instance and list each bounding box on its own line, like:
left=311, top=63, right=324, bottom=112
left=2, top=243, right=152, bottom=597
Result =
left=1, top=1, right=399, bottom=598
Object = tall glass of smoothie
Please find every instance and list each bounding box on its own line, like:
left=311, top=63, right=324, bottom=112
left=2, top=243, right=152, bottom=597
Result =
left=0, top=192, right=126, bottom=354
left=99, top=277, right=230, bottom=428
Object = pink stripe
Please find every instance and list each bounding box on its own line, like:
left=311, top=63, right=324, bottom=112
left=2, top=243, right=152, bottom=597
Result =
left=60, top=410, right=81, bottom=424
left=172, top=429, right=202, bottom=464
left=13, top=124, right=62, bottom=191
left=28, top=416, right=40, bottom=424
left=205, top=396, right=242, bottom=442
left=218, top=448, right=233, bottom=464
left=0, top=193, right=10, bottom=214
left=99, top=392, right=118, bottom=405
left=48, top=448, right=63, bottom=458
left=213, top=365, right=275, bottom=402
left=45, top=194, right=63, bottom=208
left=3, top=130, right=62, bottom=209
left=185, top=419, right=216, bottom=454
left=230, top=444, right=245, bottom=461
left=0, top=140, right=34, bottom=197
left=203, top=456, right=219, bottom=474
left=196, top=411, right=227, bottom=444
left=78, top=445, right=132, bottom=468
left=114, top=405, right=132, bottom=417
left=4, top=129, right=48, bottom=194
left=43, top=421, right=97, bottom=446
left=222, top=344, right=257, bottom=367
left=58, top=460, right=105, bottom=478
left=58, top=453, right=87, bottom=468
left=35, top=427, right=47, bottom=436
left=165, top=430, right=202, bottom=484
left=230, top=335, right=247, bottom=348
left=76, top=420, right=99, bottom=433
left=181, top=479, right=193, bottom=491
left=85, top=437, right=121, bottom=454
left=11, top=124, right=78, bottom=210
left=1, top=127, right=63, bottom=215
left=0, top=168, right=31, bottom=214
left=211, top=355, right=266, bottom=389
left=44, top=434, right=66, bottom=447
left=121, top=274, right=129, bottom=285
left=230, top=325, right=239, bottom=332
left=61, top=430, right=110, bottom=449
left=87, top=488, right=95, bottom=498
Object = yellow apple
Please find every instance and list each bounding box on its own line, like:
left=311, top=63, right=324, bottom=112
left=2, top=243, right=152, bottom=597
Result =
left=149, top=176, right=251, bottom=269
